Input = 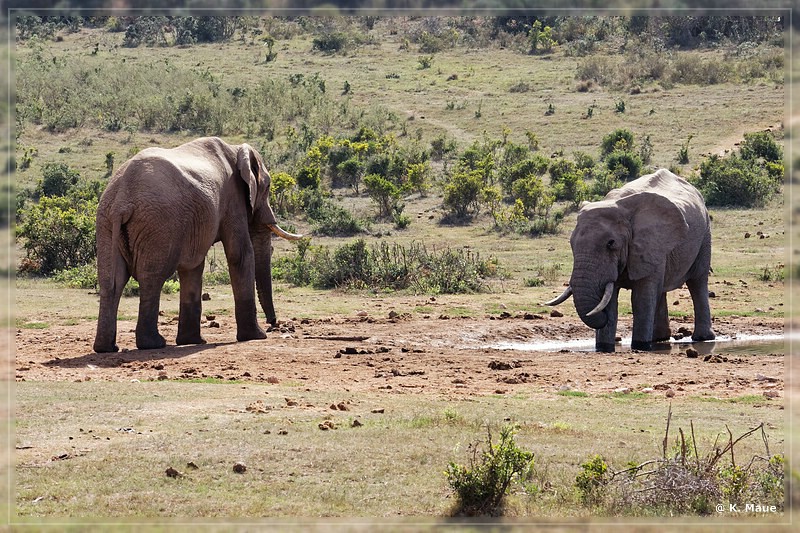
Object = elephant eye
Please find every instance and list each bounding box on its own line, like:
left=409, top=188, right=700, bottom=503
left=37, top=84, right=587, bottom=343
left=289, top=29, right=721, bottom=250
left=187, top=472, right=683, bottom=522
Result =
left=606, top=239, right=616, bottom=250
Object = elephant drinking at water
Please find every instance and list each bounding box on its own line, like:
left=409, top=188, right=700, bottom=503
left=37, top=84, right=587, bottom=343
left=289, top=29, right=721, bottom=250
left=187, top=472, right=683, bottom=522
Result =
left=546, top=168, right=715, bottom=352
left=93, top=137, right=302, bottom=353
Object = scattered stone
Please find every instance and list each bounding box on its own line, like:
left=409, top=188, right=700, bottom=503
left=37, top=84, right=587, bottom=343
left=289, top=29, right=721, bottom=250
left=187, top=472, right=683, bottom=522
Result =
left=763, top=390, right=780, bottom=399
left=703, top=354, right=724, bottom=363
left=756, top=374, right=779, bottom=382
left=246, top=400, right=270, bottom=413
left=233, top=462, right=247, bottom=474
left=351, top=419, right=363, bottom=427
left=614, top=387, right=631, bottom=394
left=318, top=420, right=336, bottom=430
left=523, top=313, right=543, bottom=320
left=488, top=360, right=521, bottom=370
left=371, top=408, right=385, bottom=414
left=686, top=348, right=699, bottom=358
left=641, top=387, right=655, bottom=394
left=665, top=389, right=676, bottom=398
left=708, top=291, right=716, bottom=298
left=165, top=467, right=182, bottom=478
left=336, top=402, right=349, bottom=411
left=201, top=293, right=211, bottom=301
left=388, top=310, right=399, bottom=319
left=356, top=310, right=368, bottom=317
left=186, top=462, right=199, bottom=470
left=284, top=398, right=298, bottom=406
left=208, top=321, right=220, bottom=328
left=341, top=347, right=359, bottom=355
left=744, top=232, right=751, bottom=238
left=549, top=309, right=563, bottom=318
left=205, top=314, right=215, bottom=321
left=277, top=429, right=288, bottom=435
left=157, top=371, right=168, bottom=381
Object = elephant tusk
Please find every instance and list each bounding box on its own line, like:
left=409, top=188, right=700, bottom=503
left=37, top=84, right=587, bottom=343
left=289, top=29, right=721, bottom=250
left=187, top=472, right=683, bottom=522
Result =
left=587, top=282, right=615, bottom=317
left=545, top=285, right=573, bottom=306
left=268, top=224, right=304, bottom=241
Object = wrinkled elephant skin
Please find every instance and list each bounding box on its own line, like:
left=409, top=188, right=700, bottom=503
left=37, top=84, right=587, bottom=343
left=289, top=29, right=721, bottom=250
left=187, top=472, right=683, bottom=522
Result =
left=93, top=137, right=302, bottom=353
left=548, top=169, right=715, bottom=352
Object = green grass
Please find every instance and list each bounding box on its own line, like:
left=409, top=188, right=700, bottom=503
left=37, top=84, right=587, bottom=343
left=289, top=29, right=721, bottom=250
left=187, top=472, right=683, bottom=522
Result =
left=8, top=17, right=790, bottom=522
left=14, top=381, right=785, bottom=518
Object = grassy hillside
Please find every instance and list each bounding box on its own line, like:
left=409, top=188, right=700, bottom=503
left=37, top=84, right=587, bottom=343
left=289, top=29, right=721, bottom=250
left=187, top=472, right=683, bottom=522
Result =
left=13, top=16, right=786, bottom=307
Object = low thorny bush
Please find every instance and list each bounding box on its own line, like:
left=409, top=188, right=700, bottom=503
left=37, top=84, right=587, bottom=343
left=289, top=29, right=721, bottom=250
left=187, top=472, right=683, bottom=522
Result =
left=273, top=238, right=498, bottom=294
left=573, top=407, right=785, bottom=516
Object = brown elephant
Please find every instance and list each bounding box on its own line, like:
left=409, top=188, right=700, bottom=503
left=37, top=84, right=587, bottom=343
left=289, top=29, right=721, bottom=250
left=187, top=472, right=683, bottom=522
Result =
left=546, top=168, right=715, bottom=352
left=93, top=137, right=302, bottom=353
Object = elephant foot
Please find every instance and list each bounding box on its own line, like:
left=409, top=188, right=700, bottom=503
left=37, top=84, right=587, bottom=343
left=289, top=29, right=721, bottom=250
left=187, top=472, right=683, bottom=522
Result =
left=93, top=341, right=119, bottom=354
left=237, top=326, right=267, bottom=342
left=692, top=330, right=716, bottom=342
left=136, top=332, right=167, bottom=351
left=631, top=340, right=653, bottom=351
left=595, top=342, right=615, bottom=353
left=176, top=333, right=207, bottom=346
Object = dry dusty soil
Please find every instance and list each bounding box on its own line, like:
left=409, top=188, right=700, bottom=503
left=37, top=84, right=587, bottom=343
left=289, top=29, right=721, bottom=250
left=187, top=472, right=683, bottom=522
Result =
left=15, top=308, right=785, bottom=400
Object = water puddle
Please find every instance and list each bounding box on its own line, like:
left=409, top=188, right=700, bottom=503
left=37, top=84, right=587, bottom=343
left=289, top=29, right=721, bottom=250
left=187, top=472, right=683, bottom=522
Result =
left=489, top=334, right=785, bottom=355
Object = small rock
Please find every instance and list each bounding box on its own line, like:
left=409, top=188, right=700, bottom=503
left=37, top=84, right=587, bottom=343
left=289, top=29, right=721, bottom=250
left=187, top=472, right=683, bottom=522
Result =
left=550, top=309, right=563, bottom=318
left=337, top=402, right=349, bottom=411
left=318, top=420, right=336, bottom=430
left=371, top=408, right=385, bottom=414
left=614, top=387, right=631, bottom=394
left=351, top=419, right=363, bottom=427
left=206, top=314, right=216, bottom=321
left=208, top=321, right=220, bottom=328
left=744, top=232, right=751, bottom=238
left=686, top=348, right=699, bottom=358
left=165, top=467, right=182, bottom=478
left=233, top=462, right=247, bottom=474
left=285, top=398, right=298, bottom=406
left=356, top=310, right=368, bottom=317
left=186, top=462, right=199, bottom=470
left=202, top=293, right=211, bottom=301
left=763, top=390, right=780, bottom=399
left=641, top=387, right=654, bottom=393
left=388, top=310, right=399, bottom=319
left=665, top=389, right=676, bottom=398
left=157, top=371, right=168, bottom=381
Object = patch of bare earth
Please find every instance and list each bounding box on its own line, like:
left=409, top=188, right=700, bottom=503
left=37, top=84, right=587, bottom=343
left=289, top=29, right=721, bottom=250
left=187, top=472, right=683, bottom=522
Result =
left=15, top=312, right=784, bottom=401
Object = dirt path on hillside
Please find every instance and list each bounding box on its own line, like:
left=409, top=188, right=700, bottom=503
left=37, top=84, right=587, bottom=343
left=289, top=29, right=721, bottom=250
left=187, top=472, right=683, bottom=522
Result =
left=15, top=313, right=785, bottom=401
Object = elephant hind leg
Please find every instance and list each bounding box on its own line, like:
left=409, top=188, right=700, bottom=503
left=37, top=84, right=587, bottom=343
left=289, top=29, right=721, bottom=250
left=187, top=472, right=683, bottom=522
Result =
left=652, top=292, right=671, bottom=343
left=135, top=278, right=167, bottom=350
left=176, top=263, right=206, bottom=346
left=94, top=246, right=130, bottom=353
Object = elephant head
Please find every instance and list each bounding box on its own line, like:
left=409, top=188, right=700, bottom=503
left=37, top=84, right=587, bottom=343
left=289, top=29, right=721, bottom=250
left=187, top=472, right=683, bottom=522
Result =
left=235, top=143, right=303, bottom=326
left=547, top=191, right=689, bottom=332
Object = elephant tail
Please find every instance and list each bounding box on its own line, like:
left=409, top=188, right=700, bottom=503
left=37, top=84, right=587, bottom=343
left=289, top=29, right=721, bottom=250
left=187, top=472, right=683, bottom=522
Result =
left=105, top=205, right=134, bottom=295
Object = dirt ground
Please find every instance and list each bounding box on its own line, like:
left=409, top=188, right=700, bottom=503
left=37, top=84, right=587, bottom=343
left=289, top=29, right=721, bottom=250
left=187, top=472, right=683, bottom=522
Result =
left=14, top=309, right=786, bottom=400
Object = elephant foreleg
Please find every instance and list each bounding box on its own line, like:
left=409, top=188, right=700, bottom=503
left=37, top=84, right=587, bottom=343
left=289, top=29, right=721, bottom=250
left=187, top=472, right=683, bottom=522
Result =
left=223, top=241, right=267, bottom=342
left=653, top=292, right=671, bottom=343
left=630, top=282, right=661, bottom=351
left=687, top=277, right=715, bottom=342
left=135, top=278, right=167, bottom=350
left=176, top=263, right=206, bottom=346
left=595, top=286, right=619, bottom=353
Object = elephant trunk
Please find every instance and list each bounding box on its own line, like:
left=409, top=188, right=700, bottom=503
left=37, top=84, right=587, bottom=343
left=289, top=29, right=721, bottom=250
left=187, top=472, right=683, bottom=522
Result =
left=253, top=234, right=276, bottom=326
left=571, top=278, right=613, bottom=330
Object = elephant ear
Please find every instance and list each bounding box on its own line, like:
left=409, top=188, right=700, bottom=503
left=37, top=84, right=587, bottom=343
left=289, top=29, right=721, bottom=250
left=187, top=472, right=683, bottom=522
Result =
left=236, top=144, right=260, bottom=212
left=619, top=191, right=689, bottom=281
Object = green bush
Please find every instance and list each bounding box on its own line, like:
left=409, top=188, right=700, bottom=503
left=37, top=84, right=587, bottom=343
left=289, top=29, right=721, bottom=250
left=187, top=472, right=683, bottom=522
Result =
left=38, top=162, right=80, bottom=197
left=605, top=150, right=642, bottom=182
left=17, top=196, right=97, bottom=275
left=575, top=454, right=609, bottom=507
left=446, top=425, right=535, bottom=516
left=740, top=131, right=783, bottom=163
left=53, top=263, right=98, bottom=289
left=363, top=173, right=402, bottom=218
left=600, top=128, right=635, bottom=158
left=692, top=154, right=781, bottom=207
left=443, top=169, right=484, bottom=219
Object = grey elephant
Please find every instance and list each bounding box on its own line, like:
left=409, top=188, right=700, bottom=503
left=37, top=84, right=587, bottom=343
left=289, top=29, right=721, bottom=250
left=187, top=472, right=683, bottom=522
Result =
left=93, top=137, right=302, bottom=353
left=546, top=168, right=715, bottom=352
